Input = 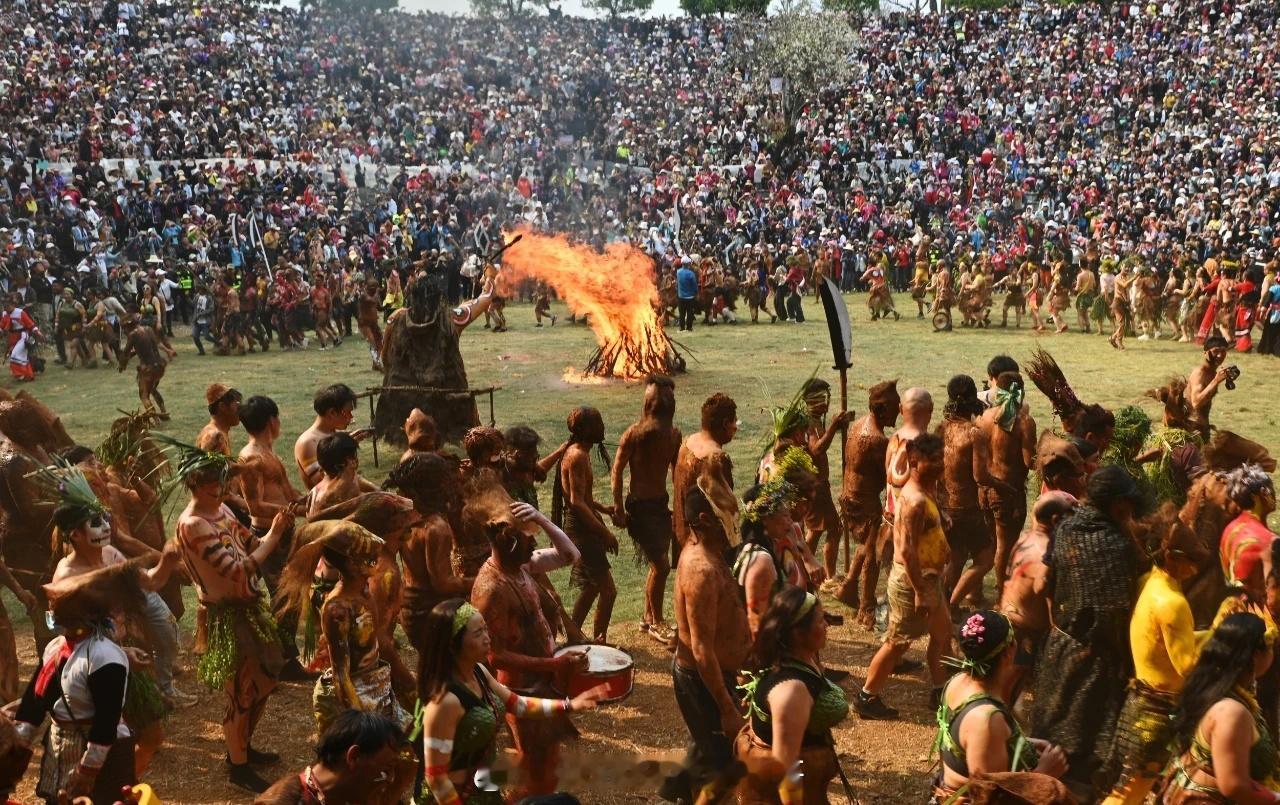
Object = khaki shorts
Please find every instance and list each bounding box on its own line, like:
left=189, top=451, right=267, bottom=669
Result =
left=886, top=564, right=943, bottom=648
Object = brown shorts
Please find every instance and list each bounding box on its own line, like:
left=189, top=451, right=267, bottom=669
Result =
left=626, top=495, right=672, bottom=567
left=980, top=485, right=1027, bottom=534
left=945, top=506, right=991, bottom=555
left=840, top=495, right=882, bottom=544
left=886, top=565, right=943, bottom=648
left=803, top=486, right=841, bottom=535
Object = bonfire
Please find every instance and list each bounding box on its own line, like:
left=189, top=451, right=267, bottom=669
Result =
left=499, top=228, right=686, bottom=380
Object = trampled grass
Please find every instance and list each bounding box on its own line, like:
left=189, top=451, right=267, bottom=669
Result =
left=6, top=292, right=1280, bottom=626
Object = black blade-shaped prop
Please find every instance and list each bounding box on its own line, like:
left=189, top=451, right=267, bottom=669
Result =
left=818, top=276, right=853, bottom=372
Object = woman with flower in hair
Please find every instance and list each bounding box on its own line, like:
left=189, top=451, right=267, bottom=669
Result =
left=932, top=610, right=1069, bottom=804
left=1161, top=612, right=1280, bottom=803
left=732, top=587, right=848, bottom=803
left=418, top=598, right=606, bottom=804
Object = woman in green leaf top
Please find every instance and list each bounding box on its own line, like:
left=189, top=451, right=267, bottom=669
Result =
left=931, top=610, right=1070, bottom=804
left=733, top=587, right=847, bottom=804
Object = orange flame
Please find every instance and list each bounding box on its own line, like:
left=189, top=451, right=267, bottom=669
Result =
left=498, top=227, right=682, bottom=379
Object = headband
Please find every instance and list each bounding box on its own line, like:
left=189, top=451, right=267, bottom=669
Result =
left=452, top=602, right=479, bottom=637
left=790, top=592, right=818, bottom=626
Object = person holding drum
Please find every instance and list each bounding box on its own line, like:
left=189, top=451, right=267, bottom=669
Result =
left=733, top=587, right=850, bottom=804
left=419, top=598, right=606, bottom=804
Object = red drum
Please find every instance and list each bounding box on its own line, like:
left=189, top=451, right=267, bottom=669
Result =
left=554, top=644, right=635, bottom=703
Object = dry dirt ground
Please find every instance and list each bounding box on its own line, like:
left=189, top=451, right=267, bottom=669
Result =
left=9, top=608, right=936, bottom=804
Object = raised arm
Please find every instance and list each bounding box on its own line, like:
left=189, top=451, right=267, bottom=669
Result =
left=517, top=503, right=580, bottom=573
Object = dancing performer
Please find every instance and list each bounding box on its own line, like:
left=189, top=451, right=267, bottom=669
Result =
left=10, top=561, right=153, bottom=804
left=931, top=610, right=1070, bottom=804
left=733, top=588, right=851, bottom=804
left=1102, top=507, right=1209, bottom=805
left=1031, top=466, right=1147, bottom=801
left=558, top=406, right=618, bottom=642
left=470, top=505, right=583, bottom=796
left=673, top=393, right=739, bottom=556
left=173, top=440, right=293, bottom=793
left=835, top=381, right=899, bottom=628
left=612, top=375, right=681, bottom=644
left=1, top=295, right=40, bottom=382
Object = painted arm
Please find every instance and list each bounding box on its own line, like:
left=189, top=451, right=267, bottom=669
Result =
left=422, top=695, right=465, bottom=805
left=810, top=412, right=851, bottom=456
left=424, top=521, right=473, bottom=598
left=897, top=495, right=927, bottom=597
left=117, top=335, right=136, bottom=372
left=0, top=556, right=36, bottom=612
left=742, top=552, right=776, bottom=640
left=522, top=504, right=580, bottom=573
left=1019, top=411, right=1037, bottom=474
left=451, top=278, right=494, bottom=335
left=686, top=577, right=743, bottom=736
left=1159, top=593, right=1202, bottom=682
left=611, top=429, right=635, bottom=529
left=535, top=441, right=570, bottom=479
left=321, top=597, right=361, bottom=711
left=972, top=425, right=1017, bottom=497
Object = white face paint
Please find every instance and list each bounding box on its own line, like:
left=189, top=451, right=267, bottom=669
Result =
left=82, top=514, right=111, bottom=548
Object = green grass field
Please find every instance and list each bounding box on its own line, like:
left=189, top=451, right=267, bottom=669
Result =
left=6, top=293, right=1280, bottom=626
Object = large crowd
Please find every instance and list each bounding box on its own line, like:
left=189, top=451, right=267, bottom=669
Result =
left=2, top=0, right=1280, bottom=383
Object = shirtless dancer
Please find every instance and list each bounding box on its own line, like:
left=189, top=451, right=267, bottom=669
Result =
left=799, top=378, right=852, bottom=579
left=1000, top=492, right=1077, bottom=699
left=237, top=395, right=310, bottom=678
left=382, top=452, right=472, bottom=647
left=400, top=408, right=438, bottom=464
left=307, top=433, right=379, bottom=516
left=197, top=384, right=243, bottom=457
left=612, top=375, right=681, bottom=644
left=979, top=371, right=1036, bottom=592
left=560, top=406, right=618, bottom=643
left=1001, top=492, right=1077, bottom=647
left=939, top=375, right=1016, bottom=610
left=836, top=381, right=900, bottom=629
left=672, top=394, right=740, bottom=560
left=471, top=507, right=585, bottom=796
left=295, top=384, right=369, bottom=491
left=1184, top=334, right=1232, bottom=440
left=117, top=315, right=170, bottom=420
left=660, top=486, right=750, bottom=804
left=856, top=433, right=951, bottom=719
left=1074, top=265, right=1098, bottom=333
left=175, top=453, right=292, bottom=793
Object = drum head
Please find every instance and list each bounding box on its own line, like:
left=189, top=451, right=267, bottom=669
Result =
left=555, top=644, right=633, bottom=674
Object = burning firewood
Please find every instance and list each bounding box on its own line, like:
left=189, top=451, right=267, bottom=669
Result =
left=499, top=227, right=688, bottom=379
